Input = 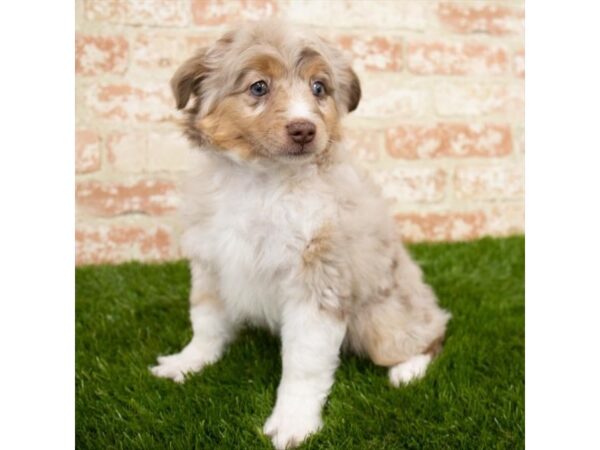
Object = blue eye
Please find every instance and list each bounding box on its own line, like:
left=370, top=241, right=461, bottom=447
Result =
left=250, top=80, right=268, bottom=97
left=312, top=81, right=326, bottom=97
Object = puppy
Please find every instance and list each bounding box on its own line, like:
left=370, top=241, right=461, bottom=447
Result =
left=151, top=20, right=451, bottom=449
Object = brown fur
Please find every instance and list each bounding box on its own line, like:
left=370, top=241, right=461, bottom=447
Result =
left=171, top=48, right=209, bottom=111
left=302, top=224, right=334, bottom=268
left=344, top=70, right=361, bottom=112
left=198, top=97, right=261, bottom=160
left=171, top=21, right=359, bottom=163
left=343, top=242, right=449, bottom=367
left=424, top=335, right=445, bottom=357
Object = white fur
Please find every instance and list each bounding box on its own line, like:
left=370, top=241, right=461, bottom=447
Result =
left=151, top=148, right=449, bottom=448
left=287, top=100, right=314, bottom=121
left=153, top=20, right=450, bottom=449
left=263, top=299, right=345, bottom=449
left=179, top=154, right=341, bottom=333
left=389, top=354, right=432, bottom=386
left=151, top=302, right=234, bottom=383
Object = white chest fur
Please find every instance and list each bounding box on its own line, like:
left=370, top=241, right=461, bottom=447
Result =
left=181, top=158, right=339, bottom=331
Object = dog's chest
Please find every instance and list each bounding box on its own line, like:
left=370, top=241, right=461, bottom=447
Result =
left=202, top=173, right=336, bottom=327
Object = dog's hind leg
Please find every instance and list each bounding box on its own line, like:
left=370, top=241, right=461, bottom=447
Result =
left=388, top=354, right=432, bottom=386
left=387, top=335, right=444, bottom=386
left=347, top=247, right=450, bottom=386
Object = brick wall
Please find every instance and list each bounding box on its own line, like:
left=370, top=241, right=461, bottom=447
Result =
left=75, top=0, right=525, bottom=265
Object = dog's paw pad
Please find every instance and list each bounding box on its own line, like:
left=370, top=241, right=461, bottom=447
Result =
left=263, top=409, right=322, bottom=449
left=389, top=354, right=432, bottom=387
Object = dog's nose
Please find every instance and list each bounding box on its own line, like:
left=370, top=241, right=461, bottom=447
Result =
left=286, top=120, right=316, bottom=144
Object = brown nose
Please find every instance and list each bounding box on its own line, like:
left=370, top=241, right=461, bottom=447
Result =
left=286, top=120, right=316, bottom=144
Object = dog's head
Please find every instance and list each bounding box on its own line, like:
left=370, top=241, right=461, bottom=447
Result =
left=172, top=20, right=360, bottom=165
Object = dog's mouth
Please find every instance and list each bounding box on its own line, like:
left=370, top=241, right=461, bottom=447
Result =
left=246, top=136, right=315, bottom=161
left=280, top=143, right=315, bottom=159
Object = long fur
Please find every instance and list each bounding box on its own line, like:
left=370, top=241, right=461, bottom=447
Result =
left=151, top=20, right=451, bottom=450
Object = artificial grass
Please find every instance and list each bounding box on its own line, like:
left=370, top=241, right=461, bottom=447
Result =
left=76, top=235, right=524, bottom=449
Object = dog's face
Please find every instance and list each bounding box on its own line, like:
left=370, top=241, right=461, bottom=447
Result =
left=172, top=21, right=360, bottom=164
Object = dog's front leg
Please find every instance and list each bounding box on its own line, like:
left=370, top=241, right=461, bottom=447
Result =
left=264, top=300, right=346, bottom=449
left=151, top=261, right=235, bottom=383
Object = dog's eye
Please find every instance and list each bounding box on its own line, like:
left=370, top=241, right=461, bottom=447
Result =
left=311, top=81, right=326, bottom=97
left=249, top=80, right=269, bottom=97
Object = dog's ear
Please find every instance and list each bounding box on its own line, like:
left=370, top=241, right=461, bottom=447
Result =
left=339, top=67, right=361, bottom=113
left=171, top=48, right=209, bottom=110
left=172, top=32, right=236, bottom=112
left=319, top=39, right=361, bottom=113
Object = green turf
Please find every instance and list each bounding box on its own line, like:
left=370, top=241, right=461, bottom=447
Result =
left=76, top=235, right=524, bottom=450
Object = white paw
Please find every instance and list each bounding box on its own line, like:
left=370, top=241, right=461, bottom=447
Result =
left=389, top=354, right=432, bottom=387
left=263, top=404, right=322, bottom=449
left=150, top=348, right=207, bottom=383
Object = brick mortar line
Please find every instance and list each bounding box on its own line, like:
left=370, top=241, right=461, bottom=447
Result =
left=76, top=214, right=184, bottom=259
left=75, top=170, right=188, bottom=182
left=369, top=158, right=523, bottom=206
left=346, top=117, right=524, bottom=131
left=77, top=23, right=525, bottom=60
left=77, top=1, right=524, bottom=38
left=76, top=0, right=525, bottom=35
left=390, top=199, right=524, bottom=215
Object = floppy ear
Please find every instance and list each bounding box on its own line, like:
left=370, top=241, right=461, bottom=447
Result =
left=341, top=68, right=361, bottom=113
left=319, top=38, right=362, bottom=113
left=171, top=48, right=208, bottom=110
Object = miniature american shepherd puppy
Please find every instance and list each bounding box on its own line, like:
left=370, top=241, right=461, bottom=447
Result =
left=151, top=20, right=451, bottom=449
